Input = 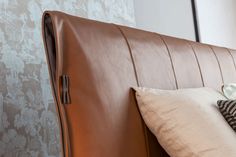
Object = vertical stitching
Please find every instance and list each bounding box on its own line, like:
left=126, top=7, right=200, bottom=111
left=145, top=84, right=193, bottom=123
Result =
left=142, top=120, right=151, bottom=157
left=115, top=25, right=140, bottom=86
left=210, top=46, right=224, bottom=84
left=226, top=48, right=236, bottom=72
left=159, top=35, right=178, bottom=89
left=114, top=25, right=150, bottom=157
left=188, top=42, right=205, bottom=86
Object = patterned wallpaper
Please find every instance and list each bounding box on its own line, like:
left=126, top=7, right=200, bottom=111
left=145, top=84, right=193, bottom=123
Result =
left=0, top=0, right=135, bottom=156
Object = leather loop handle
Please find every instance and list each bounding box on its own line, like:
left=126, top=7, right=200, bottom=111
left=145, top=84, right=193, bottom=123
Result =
left=61, top=75, right=71, bottom=104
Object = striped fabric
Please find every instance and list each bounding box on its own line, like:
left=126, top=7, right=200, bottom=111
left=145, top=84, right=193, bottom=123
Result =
left=217, top=100, right=236, bottom=132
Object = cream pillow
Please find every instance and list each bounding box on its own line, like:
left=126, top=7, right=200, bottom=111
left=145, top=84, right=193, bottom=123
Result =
left=134, top=87, right=236, bottom=157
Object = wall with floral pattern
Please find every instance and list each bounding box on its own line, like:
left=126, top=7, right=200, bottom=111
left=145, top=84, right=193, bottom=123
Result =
left=0, top=0, right=135, bottom=156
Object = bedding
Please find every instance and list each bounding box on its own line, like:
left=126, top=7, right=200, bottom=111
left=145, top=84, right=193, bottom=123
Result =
left=134, top=87, right=236, bottom=157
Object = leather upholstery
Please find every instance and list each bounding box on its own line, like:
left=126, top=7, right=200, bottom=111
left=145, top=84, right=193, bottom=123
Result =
left=42, top=11, right=236, bottom=157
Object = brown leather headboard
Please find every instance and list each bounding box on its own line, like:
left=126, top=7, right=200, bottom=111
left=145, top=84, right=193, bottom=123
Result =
left=42, top=11, right=236, bottom=157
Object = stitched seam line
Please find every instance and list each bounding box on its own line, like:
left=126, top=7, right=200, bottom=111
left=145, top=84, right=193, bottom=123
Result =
left=141, top=117, right=151, bottom=157
left=210, top=46, right=224, bottom=84
left=114, top=25, right=151, bottom=157
left=188, top=42, right=205, bottom=86
left=115, top=25, right=140, bottom=86
left=226, top=48, right=236, bottom=72
left=159, top=35, right=178, bottom=89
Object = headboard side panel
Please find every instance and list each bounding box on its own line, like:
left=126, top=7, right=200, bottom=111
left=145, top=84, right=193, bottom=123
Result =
left=43, top=11, right=149, bottom=157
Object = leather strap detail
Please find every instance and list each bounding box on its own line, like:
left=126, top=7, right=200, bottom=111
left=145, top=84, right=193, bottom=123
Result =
left=61, top=75, right=71, bottom=104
